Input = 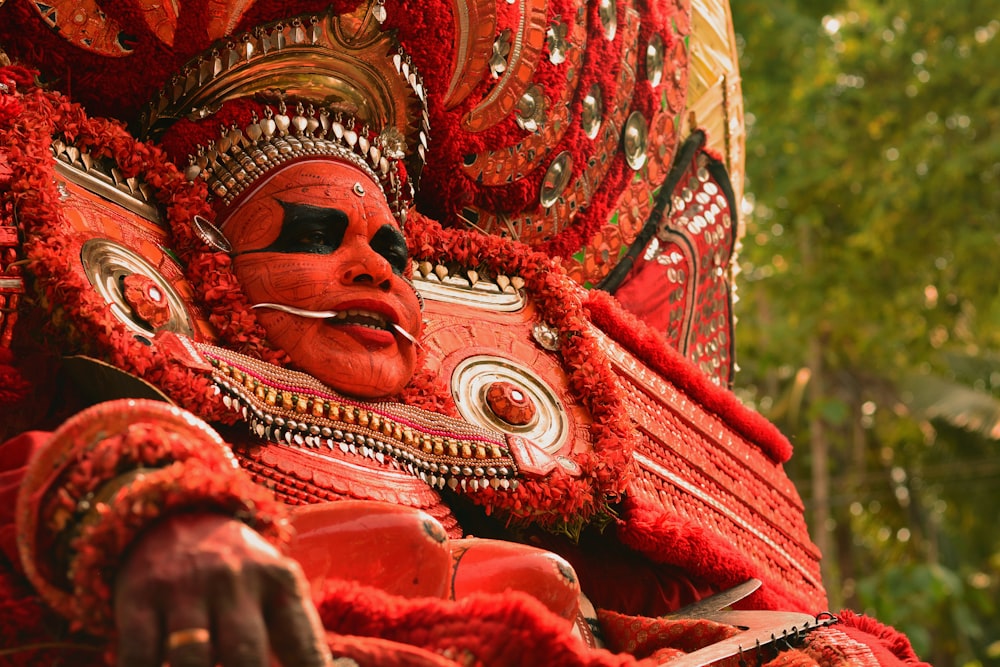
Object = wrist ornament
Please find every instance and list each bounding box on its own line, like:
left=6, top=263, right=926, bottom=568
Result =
left=16, top=398, right=289, bottom=634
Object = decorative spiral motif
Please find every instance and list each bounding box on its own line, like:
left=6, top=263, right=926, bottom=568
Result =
left=80, top=239, right=194, bottom=338
left=450, top=355, right=568, bottom=453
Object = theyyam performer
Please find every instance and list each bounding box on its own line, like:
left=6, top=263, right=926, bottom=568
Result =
left=0, top=1, right=928, bottom=665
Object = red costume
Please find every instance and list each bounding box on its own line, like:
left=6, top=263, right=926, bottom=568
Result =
left=0, top=1, right=927, bottom=665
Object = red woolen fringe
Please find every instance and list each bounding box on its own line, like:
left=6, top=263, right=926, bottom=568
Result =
left=585, top=289, right=794, bottom=464
left=835, top=610, right=930, bottom=667
left=316, top=577, right=780, bottom=666
left=615, top=496, right=817, bottom=614
left=316, top=577, right=639, bottom=667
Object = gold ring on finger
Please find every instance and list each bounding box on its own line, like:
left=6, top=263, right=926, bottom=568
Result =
left=166, top=627, right=211, bottom=651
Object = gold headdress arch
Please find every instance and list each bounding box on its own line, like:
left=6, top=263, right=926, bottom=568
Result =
left=141, top=4, right=429, bottom=224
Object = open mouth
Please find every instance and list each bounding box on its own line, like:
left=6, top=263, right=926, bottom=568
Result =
left=326, top=308, right=391, bottom=331
left=252, top=302, right=417, bottom=344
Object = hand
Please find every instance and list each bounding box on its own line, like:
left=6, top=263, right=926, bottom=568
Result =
left=114, top=513, right=330, bottom=667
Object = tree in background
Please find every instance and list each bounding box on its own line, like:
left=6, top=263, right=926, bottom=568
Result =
left=731, top=1, right=1000, bottom=665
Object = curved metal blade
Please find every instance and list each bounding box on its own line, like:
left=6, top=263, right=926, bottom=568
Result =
left=658, top=610, right=836, bottom=667
left=665, top=578, right=762, bottom=619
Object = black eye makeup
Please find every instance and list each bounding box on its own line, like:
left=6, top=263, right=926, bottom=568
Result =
left=252, top=201, right=350, bottom=254
left=236, top=202, right=408, bottom=274
left=370, top=224, right=409, bottom=275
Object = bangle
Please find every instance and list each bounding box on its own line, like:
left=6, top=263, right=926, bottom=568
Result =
left=68, top=457, right=288, bottom=634
left=16, top=399, right=288, bottom=630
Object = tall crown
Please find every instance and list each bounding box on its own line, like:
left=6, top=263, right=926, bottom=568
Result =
left=141, top=3, right=428, bottom=224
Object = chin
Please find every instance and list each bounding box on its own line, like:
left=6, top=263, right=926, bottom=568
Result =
left=317, top=366, right=413, bottom=400
left=327, top=379, right=406, bottom=400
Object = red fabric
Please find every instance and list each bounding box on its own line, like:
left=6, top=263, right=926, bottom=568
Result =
left=598, top=610, right=739, bottom=659
left=0, top=348, right=34, bottom=406
left=612, top=256, right=683, bottom=337
left=0, top=563, right=105, bottom=667
left=542, top=530, right=716, bottom=618
left=0, top=431, right=48, bottom=569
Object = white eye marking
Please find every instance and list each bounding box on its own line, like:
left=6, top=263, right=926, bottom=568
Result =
left=353, top=182, right=366, bottom=196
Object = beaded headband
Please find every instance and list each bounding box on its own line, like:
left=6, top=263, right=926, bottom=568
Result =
left=181, top=100, right=412, bottom=224
left=141, top=2, right=428, bottom=226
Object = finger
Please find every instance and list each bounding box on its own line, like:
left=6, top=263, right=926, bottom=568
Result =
left=261, top=562, right=330, bottom=667
left=114, top=602, right=162, bottom=667
left=164, top=604, right=214, bottom=667
left=212, top=575, right=269, bottom=667
left=214, top=608, right=269, bottom=667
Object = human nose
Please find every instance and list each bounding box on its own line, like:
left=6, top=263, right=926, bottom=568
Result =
left=339, top=248, right=393, bottom=291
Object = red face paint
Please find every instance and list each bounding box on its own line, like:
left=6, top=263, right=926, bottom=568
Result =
left=225, top=160, right=421, bottom=398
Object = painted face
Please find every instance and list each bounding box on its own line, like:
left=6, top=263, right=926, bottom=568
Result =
left=224, top=160, right=421, bottom=399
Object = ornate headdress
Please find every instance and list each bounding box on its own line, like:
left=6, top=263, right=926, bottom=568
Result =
left=143, top=4, right=429, bottom=226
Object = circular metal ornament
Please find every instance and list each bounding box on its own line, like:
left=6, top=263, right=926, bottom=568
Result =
left=581, top=84, right=603, bottom=140
left=539, top=151, right=573, bottom=208
left=451, top=355, right=568, bottom=454
left=192, top=214, right=233, bottom=253
left=598, top=0, right=617, bottom=41
left=646, top=33, right=665, bottom=86
left=81, top=238, right=195, bottom=337
left=532, top=322, right=560, bottom=351
left=515, top=84, right=546, bottom=133
left=622, top=111, right=649, bottom=171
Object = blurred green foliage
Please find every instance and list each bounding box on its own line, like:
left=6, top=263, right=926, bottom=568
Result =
left=730, top=1, right=1000, bottom=664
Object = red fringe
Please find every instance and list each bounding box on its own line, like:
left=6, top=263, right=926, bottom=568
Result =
left=316, top=578, right=638, bottom=667
left=763, top=649, right=820, bottom=667
left=585, top=289, right=794, bottom=464
left=0, top=64, right=37, bottom=91
left=835, top=610, right=931, bottom=666
left=615, top=496, right=820, bottom=613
